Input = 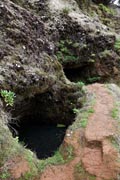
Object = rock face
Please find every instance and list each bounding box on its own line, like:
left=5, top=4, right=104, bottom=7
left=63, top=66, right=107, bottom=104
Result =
left=0, top=0, right=120, bottom=179
left=46, top=0, right=120, bottom=82
left=1, top=0, right=120, bottom=84
left=0, top=0, right=84, bottom=177
left=0, top=0, right=85, bottom=125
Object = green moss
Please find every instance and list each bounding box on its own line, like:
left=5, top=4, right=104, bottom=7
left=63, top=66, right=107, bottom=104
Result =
left=70, top=91, right=96, bottom=131
left=100, top=49, right=112, bottom=58
left=37, top=150, right=65, bottom=172
left=110, top=137, right=120, bottom=150
left=61, top=145, right=74, bottom=162
left=111, top=107, right=118, bottom=119
left=74, top=162, right=96, bottom=180
left=87, top=76, right=101, bottom=83
left=75, top=0, right=91, bottom=10
left=62, top=7, right=70, bottom=15
left=56, top=39, right=79, bottom=63
left=114, top=39, right=120, bottom=51
left=71, top=107, right=94, bottom=129
left=76, top=81, right=85, bottom=88
left=0, top=171, right=10, bottom=179
left=99, top=4, right=115, bottom=15
left=80, top=118, right=88, bottom=128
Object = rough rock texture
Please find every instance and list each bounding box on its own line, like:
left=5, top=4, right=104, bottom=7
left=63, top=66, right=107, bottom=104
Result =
left=0, top=0, right=120, bottom=179
left=0, top=0, right=85, bottom=125
left=47, top=0, right=120, bottom=82
left=0, top=0, right=84, bottom=177
left=1, top=0, right=120, bottom=84
left=90, top=3, right=120, bottom=35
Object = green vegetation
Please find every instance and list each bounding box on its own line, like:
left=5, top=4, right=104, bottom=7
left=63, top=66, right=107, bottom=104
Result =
left=0, top=171, right=10, bottom=179
left=38, top=150, right=64, bottom=172
left=87, top=76, right=101, bottom=83
left=38, top=145, right=74, bottom=173
left=57, top=124, right=66, bottom=128
left=110, top=137, right=120, bottom=151
left=74, top=162, right=96, bottom=179
left=114, top=39, right=120, bottom=51
left=19, top=172, right=35, bottom=180
left=56, top=40, right=79, bottom=63
left=76, top=81, right=85, bottom=88
left=63, top=145, right=74, bottom=162
left=62, top=7, right=70, bottom=15
left=0, top=90, right=15, bottom=106
left=99, top=4, right=115, bottom=15
left=100, top=49, right=112, bottom=58
left=111, top=107, right=118, bottom=119
left=71, top=92, right=96, bottom=130
left=80, top=118, right=88, bottom=128
left=24, top=150, right=38, bottom=178
left=72, top=107, right=94, bottom=128
left=73, top=108, right=79, bottom=114
left=79, top=108, right=94, bottom=128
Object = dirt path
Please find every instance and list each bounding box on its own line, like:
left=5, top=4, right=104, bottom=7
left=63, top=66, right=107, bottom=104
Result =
left=39, top=83, right=119, bottom=180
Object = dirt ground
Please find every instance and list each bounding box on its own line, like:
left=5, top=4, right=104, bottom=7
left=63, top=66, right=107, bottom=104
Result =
left=8, top=84, right=120, bottom=180
left=39, top=84, right=120, bottom=180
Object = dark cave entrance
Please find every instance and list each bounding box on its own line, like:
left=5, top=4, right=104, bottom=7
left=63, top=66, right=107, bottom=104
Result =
left=64, top=67, right=86, bottom=83
left=18, top=123, right=67, bottom=159
left=64, top=66, right=102, bottom=84
left=10, top=91, right=76, bottom=159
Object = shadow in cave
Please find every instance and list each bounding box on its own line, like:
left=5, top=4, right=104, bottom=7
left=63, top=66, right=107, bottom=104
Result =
left=64, top=67, right=85, bottom=83
left=18, top=123, right=67, bottom=159
left=64, top=66, right=102, bottom=84
left=9, top=91, right=76, bottom=160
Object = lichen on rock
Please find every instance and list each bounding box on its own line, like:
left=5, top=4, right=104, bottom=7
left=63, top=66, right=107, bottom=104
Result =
left=0, top=0, right=120, bottom=179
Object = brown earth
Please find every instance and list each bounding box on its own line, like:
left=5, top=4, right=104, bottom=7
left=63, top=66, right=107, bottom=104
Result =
left=38, top=83, right=120, bottom=180
left=4, top=156, right=30, bottom=179
left=6, top=83, right=120, bottom=179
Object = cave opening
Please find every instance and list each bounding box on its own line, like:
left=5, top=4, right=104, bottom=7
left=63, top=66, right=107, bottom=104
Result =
left=64, top=66, right=102, bottom=84
left=10, top=91, right=76, bottom=159
left=18, top=123, right=67, bottom=159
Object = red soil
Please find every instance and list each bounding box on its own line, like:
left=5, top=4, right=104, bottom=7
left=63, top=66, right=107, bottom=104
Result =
left=7, top=83, right=120, bottom=180
left=39, top=84, right=120, bottom=180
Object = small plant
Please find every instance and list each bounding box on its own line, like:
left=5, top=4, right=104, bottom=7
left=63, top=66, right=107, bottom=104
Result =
left=110, top=137, right=119, bottom=150
left=80, top=108, right=94, bottom=128
left=100, top=49, right=112, bottom=57
left=111, top=107, right=118, bottom=119
left=76, top=81, right=85, bottom=88
left=65, top=145, right=74, bottom=161
left=73, top=108, right=79, bottom=114
left=62, top=7, right=70, bottom=15
left=57, top=124, right=66, bottom=128
left=56, top=39, right=79, bottom=63
left=87, top=76, right=101, bottom=83
left=38, top=150, right=64, bottom=172
left=0, top=90, right=15, bottom=106
left=80, top=118, right=88, bottom=128
left=0, top=171, right=10, bottom=179
left=75, top=162, right=96, bottom=179
left=73, top=107, right=94, bottom=128
left=99, top=3, right=115, bottom=15
left=114, top=39, right=120, bottom=51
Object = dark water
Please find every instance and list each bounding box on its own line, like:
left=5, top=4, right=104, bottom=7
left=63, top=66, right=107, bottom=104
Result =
left=18, top=125, right=66, bottom=159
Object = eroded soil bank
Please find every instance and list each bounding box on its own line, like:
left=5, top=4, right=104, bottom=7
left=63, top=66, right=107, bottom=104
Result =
left=38, top=83, right=120, bottom=180
left=0, top=0, right=120, bottom=179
